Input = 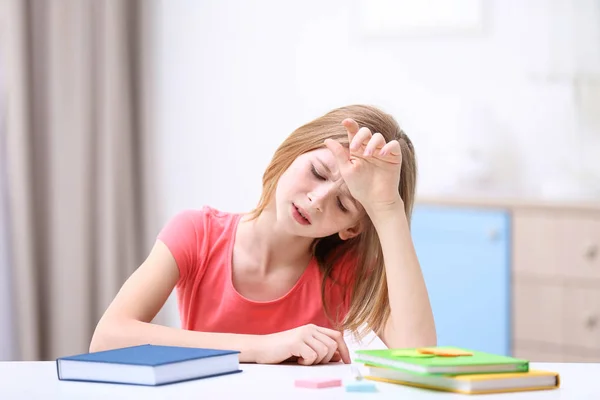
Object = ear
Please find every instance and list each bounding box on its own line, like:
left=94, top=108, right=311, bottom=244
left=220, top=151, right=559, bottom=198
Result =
left=338, top=222, right=363, bottom=241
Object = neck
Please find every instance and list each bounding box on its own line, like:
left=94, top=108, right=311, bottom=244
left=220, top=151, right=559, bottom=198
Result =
left=237, top=204, right=314, bottom=274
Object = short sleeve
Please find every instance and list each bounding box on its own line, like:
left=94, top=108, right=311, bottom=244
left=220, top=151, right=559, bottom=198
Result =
left=157, top=209, right=207, bottom=287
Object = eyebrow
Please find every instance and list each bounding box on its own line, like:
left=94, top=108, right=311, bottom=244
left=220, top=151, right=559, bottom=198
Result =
left=316, top=158, right=360, bottom=211
left=317, top=159, right=333, bottom=176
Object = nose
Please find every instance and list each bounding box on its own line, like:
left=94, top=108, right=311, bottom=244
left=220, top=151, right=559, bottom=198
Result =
left=307, top=192, right=323, bottom=212
left=307, top=183, right=337, bottom=212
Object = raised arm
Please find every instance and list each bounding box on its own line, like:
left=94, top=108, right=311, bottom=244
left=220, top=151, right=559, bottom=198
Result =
left=369, top=202, right=437, bottom=348
left=325, top=119, right=436, bottom=348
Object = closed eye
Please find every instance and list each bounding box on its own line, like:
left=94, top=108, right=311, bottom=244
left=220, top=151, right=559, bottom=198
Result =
left=337, top=198, right=349, bottom=213
left=311, top=164, right=350, bottom=213
left=311, top=164, right=326, bottom=181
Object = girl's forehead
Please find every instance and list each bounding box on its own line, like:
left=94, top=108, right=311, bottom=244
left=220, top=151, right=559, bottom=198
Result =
left=306, top=147, right=336, bottom=161
left=303, top=148, right=338, bottom=172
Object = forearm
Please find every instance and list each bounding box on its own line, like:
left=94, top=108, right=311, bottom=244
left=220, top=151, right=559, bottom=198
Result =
left=367, top=201, right=437, bottom=348
left=90, top=318, right=262, bottom=362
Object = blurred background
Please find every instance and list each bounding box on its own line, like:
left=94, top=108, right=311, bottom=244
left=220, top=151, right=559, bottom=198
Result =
left=0, top=0, right=599, bottom=362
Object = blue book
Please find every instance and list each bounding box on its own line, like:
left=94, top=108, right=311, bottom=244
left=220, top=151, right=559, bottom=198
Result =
left=56, top=344, right=241, bottom=386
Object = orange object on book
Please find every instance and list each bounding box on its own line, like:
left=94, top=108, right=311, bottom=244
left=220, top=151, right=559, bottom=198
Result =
left=417, top=347, right=473, bottom=357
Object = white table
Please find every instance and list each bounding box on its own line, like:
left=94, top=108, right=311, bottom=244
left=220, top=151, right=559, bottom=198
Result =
left=0, top=361, right=598, bottom=399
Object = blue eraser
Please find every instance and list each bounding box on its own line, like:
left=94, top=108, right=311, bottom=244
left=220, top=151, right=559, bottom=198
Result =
left=345, top=382, right=377, bottom=392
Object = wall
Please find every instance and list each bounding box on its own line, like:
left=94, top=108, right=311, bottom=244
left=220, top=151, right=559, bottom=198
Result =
left=155, top=0, right=600, bottom=327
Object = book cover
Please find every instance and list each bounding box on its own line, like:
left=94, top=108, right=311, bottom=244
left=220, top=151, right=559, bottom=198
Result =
left=57, top=344, right=239, bottom=366
left=354, top=346, right=528, bottom=375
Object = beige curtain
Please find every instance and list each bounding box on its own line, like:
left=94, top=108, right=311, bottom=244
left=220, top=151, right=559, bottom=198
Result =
left=0, top=0, right=160, bottom=361
left=0, top=42, right=16, bottom=361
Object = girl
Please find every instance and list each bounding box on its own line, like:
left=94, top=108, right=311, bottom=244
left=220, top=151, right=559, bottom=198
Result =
left=90, top=105, right=436, bottom=365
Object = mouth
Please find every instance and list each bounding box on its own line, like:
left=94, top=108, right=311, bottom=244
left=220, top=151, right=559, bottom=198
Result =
left=292, top=203, right=312, bottom=225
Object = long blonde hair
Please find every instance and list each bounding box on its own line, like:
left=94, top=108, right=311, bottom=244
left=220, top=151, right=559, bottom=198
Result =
left=248, top=105, right=417, bottom=339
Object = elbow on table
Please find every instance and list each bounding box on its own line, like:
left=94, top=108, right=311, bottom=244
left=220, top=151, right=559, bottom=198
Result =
left=88, top=318, right=123, bottom=353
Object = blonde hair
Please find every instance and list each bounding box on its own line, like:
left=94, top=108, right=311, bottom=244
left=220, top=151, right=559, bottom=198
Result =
left=248, top=105, right=417, bottom=339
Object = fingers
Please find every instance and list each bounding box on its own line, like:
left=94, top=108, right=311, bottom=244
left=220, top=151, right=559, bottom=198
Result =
left=312, top=331, right=338, bottom=364
left=342, top=118, right=403, bottom=162
left=349, top=128, right=389, bottom=159
left=332, top=119, right=401, bottom=166
left=378, top=140, right=403, bottom=165
left=364, top=133, right=386, bottom=157
left=331, top=351, right=342, bottom=363
left=324, top=138, right=351, bottom=170
left=379, top=139, right=402, bottom=157
left=293, top=325, right=351, bottom=365
left=304, top=335, right=331, bottom=365
left=350, top=127, right=372, bottom=153
left=317, top=327, right=351, bottom=364
left=342, top=118, right=360, bottom=144
left=296, top=343, right=318, bottom=366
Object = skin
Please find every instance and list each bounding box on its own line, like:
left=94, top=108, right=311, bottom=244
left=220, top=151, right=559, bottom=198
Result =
left=89, top=118, right=436, bottom=366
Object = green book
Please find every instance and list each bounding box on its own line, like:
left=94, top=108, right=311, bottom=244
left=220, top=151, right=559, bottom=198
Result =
left=354, top=346, right=529, bottom=375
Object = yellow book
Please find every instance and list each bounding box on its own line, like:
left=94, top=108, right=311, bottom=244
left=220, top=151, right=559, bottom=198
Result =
left=365, top=365, right=560, bottom=395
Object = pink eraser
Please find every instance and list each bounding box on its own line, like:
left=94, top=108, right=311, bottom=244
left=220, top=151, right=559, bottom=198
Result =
left=295, top=378, right=342, bottom=389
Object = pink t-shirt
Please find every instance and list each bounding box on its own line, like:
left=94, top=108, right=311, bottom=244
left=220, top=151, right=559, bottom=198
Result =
left=157, top=206, right=355, bottom=334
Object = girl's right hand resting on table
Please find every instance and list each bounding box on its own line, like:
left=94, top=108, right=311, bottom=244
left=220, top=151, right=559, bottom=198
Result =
left=255, top=324, right=351, bottom=365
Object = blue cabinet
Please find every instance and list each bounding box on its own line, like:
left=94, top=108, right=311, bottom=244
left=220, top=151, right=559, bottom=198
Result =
left=411, top=205, right=511, bottom=355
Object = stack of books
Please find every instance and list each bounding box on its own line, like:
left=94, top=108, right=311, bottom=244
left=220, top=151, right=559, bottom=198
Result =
left=354, top=346, right=560, bottom=395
